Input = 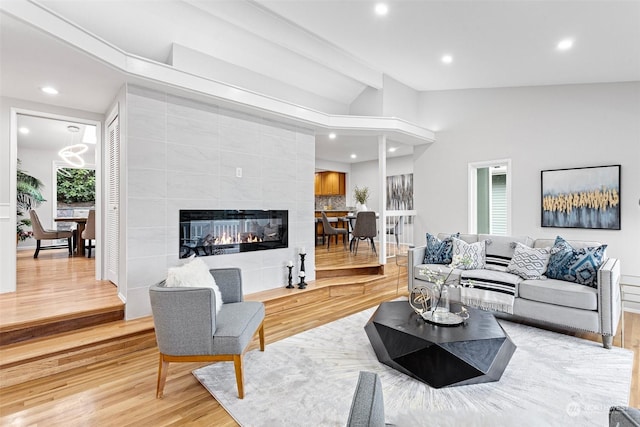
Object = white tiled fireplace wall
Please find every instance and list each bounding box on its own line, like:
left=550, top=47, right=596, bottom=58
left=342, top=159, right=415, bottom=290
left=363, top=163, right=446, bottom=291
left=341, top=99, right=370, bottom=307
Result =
left=124, top=85, right=315, bottom=319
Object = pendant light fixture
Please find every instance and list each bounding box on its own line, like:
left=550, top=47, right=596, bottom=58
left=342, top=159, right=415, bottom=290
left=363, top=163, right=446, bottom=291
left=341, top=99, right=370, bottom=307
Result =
left=59, top=125, right=88, bottom=168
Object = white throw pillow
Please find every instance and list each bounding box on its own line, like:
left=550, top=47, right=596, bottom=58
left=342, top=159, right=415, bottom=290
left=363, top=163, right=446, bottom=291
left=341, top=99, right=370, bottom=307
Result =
left=451, top=238, right=486, bottom=270
left=166, top=256, right=223, bottom=314
left=506, top=242, right=551, bottom=280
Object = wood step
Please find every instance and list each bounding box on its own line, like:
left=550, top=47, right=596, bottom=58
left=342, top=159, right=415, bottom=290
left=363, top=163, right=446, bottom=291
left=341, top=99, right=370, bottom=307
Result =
left=246, top=273, right=395, bottom=314
left=315, top=263, right=384, bottom=279
left=0, top=317, right=155, bottom=389
left=0, top=305, right=125, bottom=346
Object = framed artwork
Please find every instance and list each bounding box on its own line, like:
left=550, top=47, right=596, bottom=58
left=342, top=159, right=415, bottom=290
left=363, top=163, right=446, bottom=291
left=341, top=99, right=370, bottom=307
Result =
left=541, top=165, right=620, bottom=230
left=386, top=173, right=413, bottom=210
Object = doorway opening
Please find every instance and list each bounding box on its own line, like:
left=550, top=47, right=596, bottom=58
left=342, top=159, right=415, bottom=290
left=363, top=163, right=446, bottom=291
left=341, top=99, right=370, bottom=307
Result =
left=3, top=109, right=117, bottom=342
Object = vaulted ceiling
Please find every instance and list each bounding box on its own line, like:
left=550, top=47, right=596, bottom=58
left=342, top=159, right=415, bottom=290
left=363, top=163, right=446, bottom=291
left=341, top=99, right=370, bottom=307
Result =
left=2, top=0, right=639, bottom=163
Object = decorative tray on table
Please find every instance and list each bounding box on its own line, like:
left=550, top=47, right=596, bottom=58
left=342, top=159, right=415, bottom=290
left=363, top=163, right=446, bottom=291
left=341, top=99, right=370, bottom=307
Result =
left=421, top=310, right=465, bottom=326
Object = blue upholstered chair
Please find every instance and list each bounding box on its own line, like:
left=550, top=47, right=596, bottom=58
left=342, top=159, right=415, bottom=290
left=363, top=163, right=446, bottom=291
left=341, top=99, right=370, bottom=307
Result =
left=149, top=268, right=265, bottom=399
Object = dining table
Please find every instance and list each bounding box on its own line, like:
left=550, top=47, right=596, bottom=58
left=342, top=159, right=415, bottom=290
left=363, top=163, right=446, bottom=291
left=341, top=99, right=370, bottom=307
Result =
left=54, top=217, right=88, bottom=257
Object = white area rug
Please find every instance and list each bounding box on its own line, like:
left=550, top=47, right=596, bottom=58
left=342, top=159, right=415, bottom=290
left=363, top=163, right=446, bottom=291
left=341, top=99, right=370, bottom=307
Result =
left=193, top=307, right=633, bottom=426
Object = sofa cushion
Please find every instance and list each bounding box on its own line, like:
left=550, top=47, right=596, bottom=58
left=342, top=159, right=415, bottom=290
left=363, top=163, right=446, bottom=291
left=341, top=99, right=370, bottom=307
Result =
left=518, top=278, right=598, bottom=310
left=506, top=243, right=551, bottom=280
left=438, top=232, right=478, bottom=244
left=546, top=236, right=607, bottom=288
left=479, top=234, right=534, bottom=270
left=452, top=238, right=486, bottom=270
left=423, top=232, right=459, bottom=264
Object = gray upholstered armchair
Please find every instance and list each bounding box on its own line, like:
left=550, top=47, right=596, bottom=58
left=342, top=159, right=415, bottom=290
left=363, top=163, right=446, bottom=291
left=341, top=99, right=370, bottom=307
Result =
left=149, top=268, right=265, bottom=399
left=347, top=371, right=386, bottom=427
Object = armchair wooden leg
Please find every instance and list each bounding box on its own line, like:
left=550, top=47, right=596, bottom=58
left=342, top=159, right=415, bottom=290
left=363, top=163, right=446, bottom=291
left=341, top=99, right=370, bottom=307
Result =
left=258, top=321, right=265, bottom=351
left=156, top=354, right=169, bottom=399
left=233, top=354, right=245, bottom=399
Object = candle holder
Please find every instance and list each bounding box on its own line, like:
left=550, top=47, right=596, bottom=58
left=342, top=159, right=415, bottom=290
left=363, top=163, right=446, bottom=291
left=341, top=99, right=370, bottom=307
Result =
left=298, top=272, right=307, bottom=289
left=299, top=252, right=306, bottom=274
left=286, top=265, right=294, bottom=289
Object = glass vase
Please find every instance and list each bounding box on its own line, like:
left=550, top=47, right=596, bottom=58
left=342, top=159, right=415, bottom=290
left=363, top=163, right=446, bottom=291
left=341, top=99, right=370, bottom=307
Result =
left=432, top=285, right=450, bottom=321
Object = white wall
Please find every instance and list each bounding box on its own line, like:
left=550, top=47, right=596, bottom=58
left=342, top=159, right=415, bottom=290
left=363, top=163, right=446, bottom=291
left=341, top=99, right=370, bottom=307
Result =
left=123, top=85, right=316, bottom=319
left=349, top=87, right=382, bottom=116
left=382, top=75, right=420, bottom=123
left=350, top=155, right=414, bottom=211
left=414, top=82, right=640, bottom=285
left=170, top=44, right=350, bottom=115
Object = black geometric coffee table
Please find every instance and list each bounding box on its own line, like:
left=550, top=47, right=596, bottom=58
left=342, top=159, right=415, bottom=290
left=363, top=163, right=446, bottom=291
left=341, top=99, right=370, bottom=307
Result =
left=365, top=301, right=516, bottom=388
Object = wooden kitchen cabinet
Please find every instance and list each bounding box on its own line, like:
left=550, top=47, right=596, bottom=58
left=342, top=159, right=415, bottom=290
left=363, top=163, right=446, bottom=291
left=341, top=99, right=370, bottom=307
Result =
left=314, top=173, right=322, bottom=195
left=315, top=172, right=345, bottom=195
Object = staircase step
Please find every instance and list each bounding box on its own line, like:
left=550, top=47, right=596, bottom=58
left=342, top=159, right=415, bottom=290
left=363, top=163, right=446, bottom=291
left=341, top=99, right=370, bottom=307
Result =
left=0, top=305, right=125, bottom=346
left=0, top=317, right=155, bottom=389
left=315, top=263, right=384, bottom=279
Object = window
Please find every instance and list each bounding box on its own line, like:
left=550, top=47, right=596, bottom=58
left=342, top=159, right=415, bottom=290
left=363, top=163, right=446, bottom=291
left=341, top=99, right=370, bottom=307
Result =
left=468, top=159, right=511, bottom=235
left=53, top=163, right=95, bottom=230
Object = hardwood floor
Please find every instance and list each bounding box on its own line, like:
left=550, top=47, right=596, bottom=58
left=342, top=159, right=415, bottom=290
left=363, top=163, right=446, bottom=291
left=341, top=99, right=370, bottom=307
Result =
left=0, top=246, right=637, bottom=425
left=4, top=249, right=120, bottom=326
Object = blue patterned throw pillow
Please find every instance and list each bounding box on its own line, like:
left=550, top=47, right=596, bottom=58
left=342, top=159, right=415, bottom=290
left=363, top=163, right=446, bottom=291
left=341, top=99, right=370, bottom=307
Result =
left=424, top=233, right=459, bottom=264
left=546, top=236, right=607, bottom=288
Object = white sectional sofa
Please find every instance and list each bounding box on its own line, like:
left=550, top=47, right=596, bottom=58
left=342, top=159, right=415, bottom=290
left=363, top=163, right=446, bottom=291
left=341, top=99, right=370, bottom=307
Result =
left=408, top=233, right=622, bottom=348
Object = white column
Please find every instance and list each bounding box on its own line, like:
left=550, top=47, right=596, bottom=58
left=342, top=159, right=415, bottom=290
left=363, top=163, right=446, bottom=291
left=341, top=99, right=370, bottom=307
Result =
left=378, top=135, right=387, bottom=264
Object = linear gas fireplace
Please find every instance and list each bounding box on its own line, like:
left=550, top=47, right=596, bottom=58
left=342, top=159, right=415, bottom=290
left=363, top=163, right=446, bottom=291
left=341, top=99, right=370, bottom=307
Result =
left=180, top=210, right=288, bottom=258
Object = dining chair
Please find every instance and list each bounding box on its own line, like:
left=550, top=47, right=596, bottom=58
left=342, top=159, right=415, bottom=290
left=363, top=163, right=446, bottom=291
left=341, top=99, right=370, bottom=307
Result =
left=29, top=210, right=73, bottom=258
left=351, top=211, right=377, bottom=255
left=149, top=268, right=265, bottom=399
left=82, top=210, right=96, bottom=258
left=320, top=211, right=348, bottom=251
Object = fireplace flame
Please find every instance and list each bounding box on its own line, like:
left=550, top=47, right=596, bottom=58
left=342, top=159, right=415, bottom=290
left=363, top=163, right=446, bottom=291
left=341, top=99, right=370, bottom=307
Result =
left=211, top=231, right=262, bottom=245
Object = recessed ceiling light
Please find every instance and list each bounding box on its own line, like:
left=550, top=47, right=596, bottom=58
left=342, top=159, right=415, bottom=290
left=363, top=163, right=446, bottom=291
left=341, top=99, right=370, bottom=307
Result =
left=374, top=3, right=388, bottom=16
left=442, top=55, right=453, bottom=64
left=329, top=133, right=336, bottom=140
left=18, top=127, right=30, bottom=135
left=388, top=147, right=397, bottom=152
left=41, top=86, right=59, bottom=95
left=67, top=125, right=80, bottom=133
left=350, top=154, right=357, bottom=159
left=557, top=39, right=573, bottom=51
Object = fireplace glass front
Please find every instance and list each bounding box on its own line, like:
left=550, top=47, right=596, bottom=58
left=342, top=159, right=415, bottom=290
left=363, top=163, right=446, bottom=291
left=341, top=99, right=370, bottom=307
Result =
left=180, top=210, right=288, bottom=258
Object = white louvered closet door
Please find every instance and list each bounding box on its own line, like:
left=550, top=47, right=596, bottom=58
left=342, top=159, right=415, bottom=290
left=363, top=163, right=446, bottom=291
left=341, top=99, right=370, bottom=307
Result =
left=106, top=114, right=120, bottom=284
